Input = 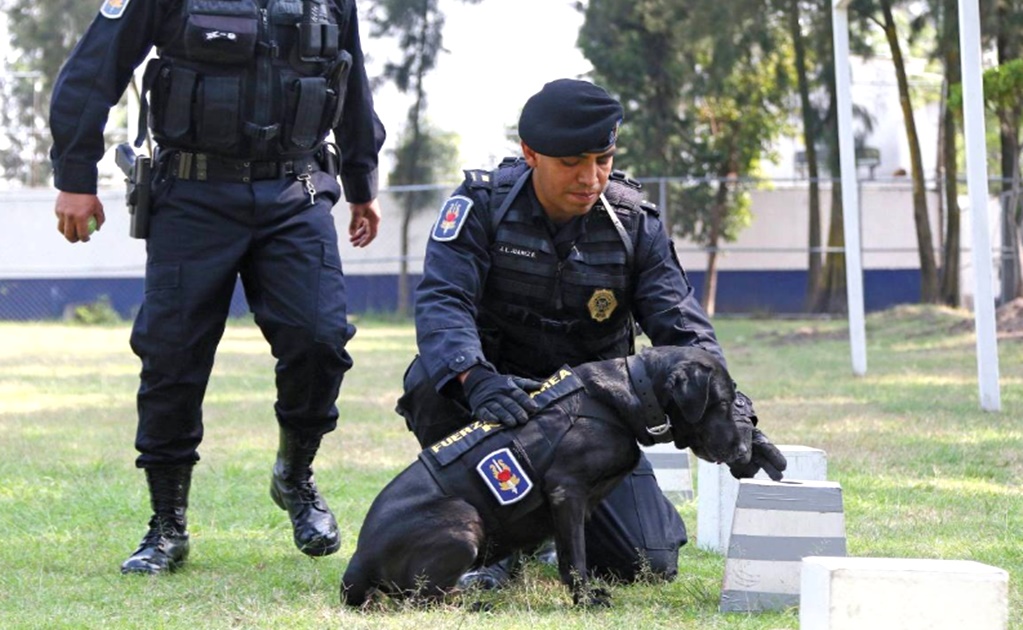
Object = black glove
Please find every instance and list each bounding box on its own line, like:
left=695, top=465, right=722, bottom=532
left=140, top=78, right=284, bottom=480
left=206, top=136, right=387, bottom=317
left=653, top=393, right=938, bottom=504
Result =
left=727, top=390, right=787, bottom=481
left=729, top=427, right=787, bottom=481
left=462, top=366, right=541, bottom=427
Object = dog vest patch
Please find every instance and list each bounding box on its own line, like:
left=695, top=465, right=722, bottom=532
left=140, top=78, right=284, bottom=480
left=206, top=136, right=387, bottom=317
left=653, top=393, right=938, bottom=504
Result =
left=426, top=420, right=503, bottom=466
left=431, top=195, right=473, bottom=242
left=476, top=447, right=533, bottom=505
left=527, top=366, right=584, bottom=404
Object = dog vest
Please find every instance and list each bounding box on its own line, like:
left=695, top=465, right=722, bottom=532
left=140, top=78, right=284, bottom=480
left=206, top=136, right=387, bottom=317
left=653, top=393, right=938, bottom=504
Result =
left=418, top=367, right=619, bottom=537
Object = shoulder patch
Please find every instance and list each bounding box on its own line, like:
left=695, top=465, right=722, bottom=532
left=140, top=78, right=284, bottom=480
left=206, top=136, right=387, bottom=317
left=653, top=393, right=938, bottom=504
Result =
left=100, top=0, right=132, bottom=19
left=432, top=195, right=473, bottom=242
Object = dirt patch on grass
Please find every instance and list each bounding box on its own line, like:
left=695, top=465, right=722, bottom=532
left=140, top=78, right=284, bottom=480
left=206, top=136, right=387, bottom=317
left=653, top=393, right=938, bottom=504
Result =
left=762, top=301, right=1023, bottom=345
left=949, top=297, right=1023, bottom=338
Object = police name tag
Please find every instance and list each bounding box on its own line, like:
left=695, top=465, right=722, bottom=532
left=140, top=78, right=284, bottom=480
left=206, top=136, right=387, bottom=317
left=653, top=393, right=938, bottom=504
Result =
left=431, top=195, right=473, bottom=242
left=100, top=0, right=132, bottom=19
left=476, top=447, right=533, bottom=506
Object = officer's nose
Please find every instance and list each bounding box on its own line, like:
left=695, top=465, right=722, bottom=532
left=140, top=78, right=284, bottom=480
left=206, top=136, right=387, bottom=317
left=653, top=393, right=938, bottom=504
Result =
left=576, top=162, right=599, bottom=188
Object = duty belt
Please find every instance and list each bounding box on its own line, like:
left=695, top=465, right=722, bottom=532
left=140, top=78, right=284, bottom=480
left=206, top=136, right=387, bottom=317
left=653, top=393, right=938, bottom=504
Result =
left=161, top=150, right=325, bottom=183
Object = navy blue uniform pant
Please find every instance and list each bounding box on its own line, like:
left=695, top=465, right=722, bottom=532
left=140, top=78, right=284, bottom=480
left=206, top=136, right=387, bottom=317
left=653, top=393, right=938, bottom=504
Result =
left=130, top=167, right=354, bottom=468
left=396, top=356, right=688, bottom=581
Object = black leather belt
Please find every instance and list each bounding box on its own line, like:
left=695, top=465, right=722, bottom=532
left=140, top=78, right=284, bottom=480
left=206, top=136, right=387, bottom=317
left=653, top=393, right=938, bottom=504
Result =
left=161, top=150, right=324, bottom=183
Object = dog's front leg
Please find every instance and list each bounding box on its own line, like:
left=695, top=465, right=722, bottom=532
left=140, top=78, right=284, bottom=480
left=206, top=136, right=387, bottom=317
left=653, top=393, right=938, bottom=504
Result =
left=549, top=488, right=611, bottom=607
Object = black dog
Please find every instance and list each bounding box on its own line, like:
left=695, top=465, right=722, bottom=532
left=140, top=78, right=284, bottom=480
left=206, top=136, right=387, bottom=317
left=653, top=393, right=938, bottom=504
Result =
left=341, top=346, right=779, bottom=607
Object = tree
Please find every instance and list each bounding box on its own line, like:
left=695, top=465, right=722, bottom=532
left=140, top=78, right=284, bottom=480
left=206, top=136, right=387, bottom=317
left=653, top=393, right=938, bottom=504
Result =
left=388, top=126, right=459, bottom=316
left=994, top=2, right=1023, bottom=301
left=367, top=0, right=475, bottom=314
left=973, top=60, right=1023, bottom=301
left=3, top=0, right=97, bottom=185
left=785, top=0, right=826, bottom=301
left=580, top=0, right=793, bottom=314
left=852, top=0, right=940, bottom=303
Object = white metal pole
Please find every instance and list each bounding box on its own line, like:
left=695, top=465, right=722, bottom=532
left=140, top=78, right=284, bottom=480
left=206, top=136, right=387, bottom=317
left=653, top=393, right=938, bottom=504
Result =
left=957, top=0, right=1001, bottom=411
left=832, top=1, right=868, bottom=376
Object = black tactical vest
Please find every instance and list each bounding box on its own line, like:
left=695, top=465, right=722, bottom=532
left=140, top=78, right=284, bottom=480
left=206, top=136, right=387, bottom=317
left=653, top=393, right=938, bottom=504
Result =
left=468, top=159, right=656, bottom=378
left=141, top=0, right=351, bottom=159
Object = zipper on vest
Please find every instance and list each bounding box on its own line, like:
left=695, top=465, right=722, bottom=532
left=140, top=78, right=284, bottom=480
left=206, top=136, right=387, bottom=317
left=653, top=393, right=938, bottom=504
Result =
left=552, top=260, right=565, bottom=310
left=256, top=7, right=273, bottom=128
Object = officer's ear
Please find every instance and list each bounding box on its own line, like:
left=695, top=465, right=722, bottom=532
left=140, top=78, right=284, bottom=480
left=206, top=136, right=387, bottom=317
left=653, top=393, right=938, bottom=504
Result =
left=521, top=142, right=539, bottom=168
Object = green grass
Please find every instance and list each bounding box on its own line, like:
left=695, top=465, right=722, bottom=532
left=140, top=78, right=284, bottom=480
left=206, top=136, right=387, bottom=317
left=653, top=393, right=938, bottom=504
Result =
left=0, top=307, right=1020, bottom=629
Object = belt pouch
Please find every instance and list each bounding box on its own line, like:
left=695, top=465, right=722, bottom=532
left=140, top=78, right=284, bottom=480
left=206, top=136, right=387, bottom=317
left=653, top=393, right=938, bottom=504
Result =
left=164, top=67, right=199, bottom=141
left=289, top=77, right=327, bottom=150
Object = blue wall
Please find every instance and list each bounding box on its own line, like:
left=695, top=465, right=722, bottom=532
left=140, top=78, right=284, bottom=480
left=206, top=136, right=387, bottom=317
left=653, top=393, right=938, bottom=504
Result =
left=0, top=269, right=924, bottom=321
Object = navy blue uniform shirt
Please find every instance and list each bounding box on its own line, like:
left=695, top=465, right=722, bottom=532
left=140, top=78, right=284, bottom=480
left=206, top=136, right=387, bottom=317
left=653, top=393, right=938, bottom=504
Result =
left=48, top=0, right=384, bottom=200
left=414, top=172, right=726, bottom=393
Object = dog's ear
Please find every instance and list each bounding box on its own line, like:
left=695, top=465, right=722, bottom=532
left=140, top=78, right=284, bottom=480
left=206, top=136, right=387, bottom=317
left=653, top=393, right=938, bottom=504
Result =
left=671, top=361, right=712, bottom=423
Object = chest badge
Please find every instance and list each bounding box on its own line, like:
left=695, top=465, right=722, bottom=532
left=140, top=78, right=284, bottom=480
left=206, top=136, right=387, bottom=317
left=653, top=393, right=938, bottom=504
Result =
left=99, top=0, right=132, bottom=19
left=588, top=289, right=618, bottom=322
left=431, top=195, right=473, bottom=242
left=476, top=447, right=533, bottom=506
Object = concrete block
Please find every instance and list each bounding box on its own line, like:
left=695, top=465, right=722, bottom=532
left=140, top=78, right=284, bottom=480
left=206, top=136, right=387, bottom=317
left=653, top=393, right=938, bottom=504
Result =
left=641, top=444, right=694, bottom=501
left=800, top=556, right=1009, bottom=630
left=720, top=479, right=846, bottom=613
left=698, top=444, right=827, bottom=554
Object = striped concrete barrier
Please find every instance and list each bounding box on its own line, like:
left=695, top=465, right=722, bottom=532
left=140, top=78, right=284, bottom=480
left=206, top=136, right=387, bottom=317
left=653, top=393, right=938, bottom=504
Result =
left=800, top=556, right=1009, bottom=630
left=698, top=444, right=827, bottom=554
left=641, top=444, right=694, bottom=501
left=719, top=479, right=846, bottom=613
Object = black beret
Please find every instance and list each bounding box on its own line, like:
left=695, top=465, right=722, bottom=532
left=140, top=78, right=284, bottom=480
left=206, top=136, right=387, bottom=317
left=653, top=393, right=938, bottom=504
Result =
left=518, top=79, right=624, bottom=157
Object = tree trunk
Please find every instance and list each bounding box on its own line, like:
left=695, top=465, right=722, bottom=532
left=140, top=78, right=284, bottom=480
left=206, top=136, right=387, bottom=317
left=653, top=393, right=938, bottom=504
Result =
left=813, top=180, right=849, bottom=313
left=702, top=179, right=730, bottom=316
left=881, top=0, right=939, bottom=303
left=939, top=86, right=961, bottom=307
left=997, top=21, right=1023, bottom=301
left=939, top=1, right=961, bottom=307
left=788, top=0, right=823, bottom=307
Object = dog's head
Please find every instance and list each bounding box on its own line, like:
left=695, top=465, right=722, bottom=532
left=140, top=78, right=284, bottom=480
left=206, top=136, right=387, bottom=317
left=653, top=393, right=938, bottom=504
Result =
left=640, top=346, right=752, bottom=466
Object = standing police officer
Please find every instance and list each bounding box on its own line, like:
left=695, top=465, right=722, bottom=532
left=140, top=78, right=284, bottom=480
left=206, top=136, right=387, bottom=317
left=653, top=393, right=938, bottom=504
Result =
left=397, top=78, right=781, bottom=587
left=49, top=0, right=385, bottom=574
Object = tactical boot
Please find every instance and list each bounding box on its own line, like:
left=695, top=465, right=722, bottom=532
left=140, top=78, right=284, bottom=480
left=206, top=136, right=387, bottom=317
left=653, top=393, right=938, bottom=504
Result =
left=269, top=427, right=340, bottom=557
left=456, top=551, right=524, bottom=591
left=121, top=464, right=192, bottom=575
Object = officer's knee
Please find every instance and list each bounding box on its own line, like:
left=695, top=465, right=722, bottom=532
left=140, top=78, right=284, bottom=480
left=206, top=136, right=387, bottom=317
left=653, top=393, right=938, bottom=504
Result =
left=640, top=548, right=679, bottom=582
left=590, top=548, right=679, bottom=584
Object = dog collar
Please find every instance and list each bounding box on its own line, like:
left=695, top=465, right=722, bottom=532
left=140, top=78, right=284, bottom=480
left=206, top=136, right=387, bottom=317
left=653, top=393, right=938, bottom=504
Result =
left=625, top=354, right=672, bottom=444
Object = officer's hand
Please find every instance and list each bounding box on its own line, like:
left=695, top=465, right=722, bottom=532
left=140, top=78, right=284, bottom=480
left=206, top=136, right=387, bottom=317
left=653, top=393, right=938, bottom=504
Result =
left=462, top=366, right=540, bottom=428
left=726, top=390, right=786, bottom=481
left=348, top=199, right=381, bottom=248
left=55, top=192, right=105, bottom=244
left=729, top=428, right=787, bottom=481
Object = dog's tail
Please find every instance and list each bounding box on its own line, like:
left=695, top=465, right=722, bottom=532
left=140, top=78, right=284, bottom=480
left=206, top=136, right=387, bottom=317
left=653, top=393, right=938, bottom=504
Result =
left=341, top=557, right=374, bottom=607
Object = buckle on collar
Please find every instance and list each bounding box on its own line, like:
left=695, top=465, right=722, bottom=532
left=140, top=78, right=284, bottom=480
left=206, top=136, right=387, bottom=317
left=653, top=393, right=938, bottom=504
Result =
left=646, top=421, right=671, bottom=436
left=626, top=354, right=671, bottom=440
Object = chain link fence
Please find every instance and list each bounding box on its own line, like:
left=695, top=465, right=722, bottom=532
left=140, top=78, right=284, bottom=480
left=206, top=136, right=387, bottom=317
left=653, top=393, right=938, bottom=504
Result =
left=1, top=176, right=1015, bottom=321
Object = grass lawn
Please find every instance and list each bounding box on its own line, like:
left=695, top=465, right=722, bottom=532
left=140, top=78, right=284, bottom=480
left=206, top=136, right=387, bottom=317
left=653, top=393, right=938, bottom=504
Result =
left=0, top=306, right=1019, bottom=629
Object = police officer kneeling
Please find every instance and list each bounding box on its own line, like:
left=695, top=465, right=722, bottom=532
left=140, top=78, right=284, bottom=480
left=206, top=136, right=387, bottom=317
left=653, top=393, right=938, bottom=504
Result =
left=396, top=78, right=768, bottom=588
left=49, top=0, right=385, bottom=573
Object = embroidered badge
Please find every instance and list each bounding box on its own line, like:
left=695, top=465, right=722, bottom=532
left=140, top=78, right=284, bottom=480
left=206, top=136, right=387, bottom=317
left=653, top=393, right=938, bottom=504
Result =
left=476, top=447, right=533, bottom=506
left=587, top=288, right=618, bottom=322
left=100, top=0, right=132, bottom=19
left=431, top=195, right=473, bottom=242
